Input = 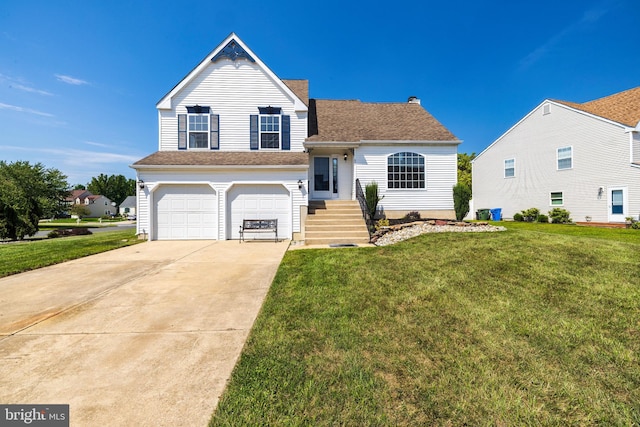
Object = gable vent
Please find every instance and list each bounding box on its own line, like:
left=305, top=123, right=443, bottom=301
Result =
left=543, top=103, right=550, bottom=115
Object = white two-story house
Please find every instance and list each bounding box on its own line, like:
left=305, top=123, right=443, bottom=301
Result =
left=132, top=33, right=460, bottom=241
left=472, top=87, right=640, bottom=223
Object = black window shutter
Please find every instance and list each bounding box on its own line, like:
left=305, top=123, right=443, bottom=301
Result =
left=281, top=115, right=290, bottom=150
left=178, top=114, right=187, bottom=150
left=250, top=115, right=258, bottom=150
left=210, top=114, right=219, bottom=150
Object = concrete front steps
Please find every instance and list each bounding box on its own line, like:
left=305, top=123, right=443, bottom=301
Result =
left=305, top=200, right=371, bottom=245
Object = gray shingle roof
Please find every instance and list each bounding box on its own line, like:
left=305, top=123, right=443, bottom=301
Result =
left=306, top=99, right=458, bottom=142
left=132, top=151, right=309, bottom=167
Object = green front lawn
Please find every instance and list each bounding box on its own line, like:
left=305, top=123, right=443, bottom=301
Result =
left=0, top=229, right=143, bottom=277
left=211, top=225, right=640, bottom=425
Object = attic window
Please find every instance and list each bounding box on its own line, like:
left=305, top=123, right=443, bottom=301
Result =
left=543, top=104, right=550, bottom=115
left=211, top=40, right=256, bottom=63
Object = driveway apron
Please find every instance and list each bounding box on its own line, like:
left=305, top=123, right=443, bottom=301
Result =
left=0, top=240, right=289, bottom=426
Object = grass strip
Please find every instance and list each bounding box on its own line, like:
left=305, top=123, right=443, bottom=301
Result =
left=0, top=229, right=143, bottom=277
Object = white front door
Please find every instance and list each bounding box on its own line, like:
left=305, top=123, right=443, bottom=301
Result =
left=608, top=187, right=628, bottom=223
left=311, top=156, right=339, bottom=200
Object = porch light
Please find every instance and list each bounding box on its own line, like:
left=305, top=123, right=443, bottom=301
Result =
left=297, top=179, right=303, bottom=190
left=344, top=153, right=348, bottom=162
left=138, top=180, right=145, bottom=189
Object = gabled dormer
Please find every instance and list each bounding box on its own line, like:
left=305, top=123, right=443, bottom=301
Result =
left=156, top=33, right=308, bottom=153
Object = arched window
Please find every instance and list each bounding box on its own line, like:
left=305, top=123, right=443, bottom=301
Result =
left=387, top=152, right=425, bottom=189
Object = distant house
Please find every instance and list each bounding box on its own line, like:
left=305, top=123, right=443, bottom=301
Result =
left=472, top=87, right=640, bottom=223
left=131, top=33, right=460, bottom=241
left=65, top=190, right=115, bottom=218
left=118, top=196, right=136, bottom=216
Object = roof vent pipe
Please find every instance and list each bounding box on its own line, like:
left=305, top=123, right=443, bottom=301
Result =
left=408, top=96, right=420, bottom=105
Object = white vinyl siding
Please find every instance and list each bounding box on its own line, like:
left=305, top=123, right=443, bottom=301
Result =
left=473, top=101, right=640, bottom=222
left=355, top=144, right=456, bottom=212
left=158, top=62, right=306, bottom=152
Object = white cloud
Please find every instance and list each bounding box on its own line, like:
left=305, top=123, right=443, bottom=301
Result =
left=84, top=141, right=110, bottom=148
left=13, top=84, right=54, bottom=96
left=0, top=102, right=54, bottom=117
left=518, top=4, right=610, bottom=70
left=55, top=74, right=89, bottom=85
left=0, top=74, right=53, bottom=96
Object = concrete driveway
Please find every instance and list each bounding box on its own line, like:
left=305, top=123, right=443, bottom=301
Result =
left=0, top=240, right=289, bottom=426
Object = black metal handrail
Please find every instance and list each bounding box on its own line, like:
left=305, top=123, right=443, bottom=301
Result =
left=355, top=179, right=374, bottom=237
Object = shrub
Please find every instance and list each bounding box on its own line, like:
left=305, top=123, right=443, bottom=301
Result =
left=48, top=230, right=61, bottom=239
left=520, top=208, right=540, bottom=222
left=513, top=213, right=524, bottom=222
left=403, top=211, right=421, bottom=221
left=365, top=181, right=384, bottom=220
left=548, top=208, right=572, bottom=224
left=453, top=183, right=472, bottom=221
left=537, top=214, right=549, bottom=223
left=375, top=219, right=390, bottom=230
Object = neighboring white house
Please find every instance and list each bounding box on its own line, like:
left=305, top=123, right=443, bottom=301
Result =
left=472, top=87, right=640, bottom=223
left=118, top=196, right=136, bottom=217
left=65, top=190, right=115, bottom=218
left=131, top=33, right=460, bottom=241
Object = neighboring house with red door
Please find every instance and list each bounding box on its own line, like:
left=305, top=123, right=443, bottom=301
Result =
left=472, top=87, right=640, bottom=223
left=131, top=33, right=460, bottom=241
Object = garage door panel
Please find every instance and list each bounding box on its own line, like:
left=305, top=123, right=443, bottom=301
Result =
left=154, top=185, right=217, bottom=240
left=228, top=185, right=290, bottom=240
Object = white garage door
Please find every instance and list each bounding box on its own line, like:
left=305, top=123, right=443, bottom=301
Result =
left=228, top=185, right=290, bottom=240
left=154, top=185, right=217, bottom=240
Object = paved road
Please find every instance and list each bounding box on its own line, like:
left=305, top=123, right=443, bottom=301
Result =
left=0, top=240, right=289, bottom=426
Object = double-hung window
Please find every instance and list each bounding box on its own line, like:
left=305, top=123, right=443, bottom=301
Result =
left=260, top=115, right=280, bottom=149
left=188, top=114, right=209, bottom=148
left=550, top=192, right=563, bottom=205
left=557, top=146, right=572, bottom=170
left=504, top=158, right=515, bottom=178
left=177, top=106, right=219, bottom=150
left=250, top=107, right=290, bottom=150
left=387, top=152, right=425, bottom=189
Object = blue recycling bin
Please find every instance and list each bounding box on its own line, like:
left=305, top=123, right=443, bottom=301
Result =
left=490, top=208, right=502, bottom=221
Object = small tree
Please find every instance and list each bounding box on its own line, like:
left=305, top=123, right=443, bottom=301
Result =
left=453, top=183, right=472, bottom=221
left=70, top=203, right=90, bottom=219
left=365, top=181, right=384, bottom=220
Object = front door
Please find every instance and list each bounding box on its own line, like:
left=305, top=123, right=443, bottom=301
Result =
left=312, top=156, right=339, bottom=199
left=608, top=187, right=628, bottom=222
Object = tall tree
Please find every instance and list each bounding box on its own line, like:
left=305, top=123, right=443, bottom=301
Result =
left=87, top=174, right=136, bottom=206
left=457, top=152, right=476, bottom=192
left=0, top=161, right=69, bottom=240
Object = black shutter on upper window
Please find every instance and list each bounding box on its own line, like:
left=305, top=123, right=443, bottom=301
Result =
left=210, top=114, right=219, bottom=150
left=281, top=115, right=290, bottom=150
left=178, top=114, right=187, bottom=150
left=250, top=115, right=258, bottom=150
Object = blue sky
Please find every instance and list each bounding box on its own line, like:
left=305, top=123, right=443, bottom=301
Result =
left=1, top=0, right=638, bottom=186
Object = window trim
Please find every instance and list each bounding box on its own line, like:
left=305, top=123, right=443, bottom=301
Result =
left=504, top=158, right=515, bottom=178
left=550, top=191, right=564, bottom=206
left=557, top=146, right=573, bottom=170
left=387, top=152, right=426, bottom=190
left=259, top=114, right=281, bottom=150
left=178, top=106, right=219, bottom=150
left=188, top=113, right=210, bottom=149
